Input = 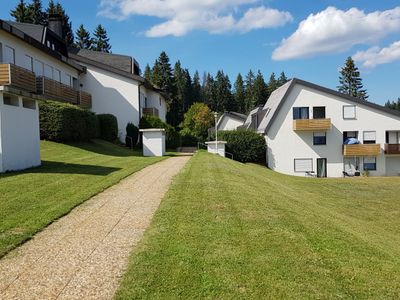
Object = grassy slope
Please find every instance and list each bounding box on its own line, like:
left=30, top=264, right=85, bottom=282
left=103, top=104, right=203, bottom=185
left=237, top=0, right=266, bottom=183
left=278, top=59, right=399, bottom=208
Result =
left=116, top=151, right=400, bottom=299
left=0, top=140, right=166, bottom=257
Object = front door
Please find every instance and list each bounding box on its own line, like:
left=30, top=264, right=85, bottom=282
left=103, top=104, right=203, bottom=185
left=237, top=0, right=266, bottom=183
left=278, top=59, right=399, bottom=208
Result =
left=317, top=158, right=327, bottom=178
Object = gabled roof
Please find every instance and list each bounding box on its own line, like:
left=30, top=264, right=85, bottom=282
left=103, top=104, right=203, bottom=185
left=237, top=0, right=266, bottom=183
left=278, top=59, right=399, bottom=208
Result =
left=216, top=111, right=247, bottom=129
left=257, top=78, right=400, bottom=134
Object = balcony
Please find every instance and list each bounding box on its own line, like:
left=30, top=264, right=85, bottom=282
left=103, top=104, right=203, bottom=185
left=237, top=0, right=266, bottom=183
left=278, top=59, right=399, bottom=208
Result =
left=293, top=118, right=331, bottom=131
left=143, top=107, right=159, bottom=118
left=78, top=91, right=92, bottom=109
left=384, top=144, right=400, bottom=155
left=0, top=63, right=36, bottom=93
left=343, top=144, right=381, bottom=156
left=36, top=76, right=78, bottom=104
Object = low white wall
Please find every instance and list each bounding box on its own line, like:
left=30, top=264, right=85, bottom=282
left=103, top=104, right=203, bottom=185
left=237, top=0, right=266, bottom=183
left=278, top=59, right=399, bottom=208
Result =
left=0, top=92, right=41, bottom=172
left=141, top=130, right=166, bottom=157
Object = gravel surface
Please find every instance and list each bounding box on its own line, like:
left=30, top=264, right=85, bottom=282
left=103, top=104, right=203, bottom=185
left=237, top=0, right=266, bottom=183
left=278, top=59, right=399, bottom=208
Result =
left=0, top=155, right=191, bottom=300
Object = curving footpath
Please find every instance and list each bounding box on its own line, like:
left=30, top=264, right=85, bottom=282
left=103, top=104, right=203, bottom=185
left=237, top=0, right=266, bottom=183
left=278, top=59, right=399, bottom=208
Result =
left=0, top=155, right=191, bottom=300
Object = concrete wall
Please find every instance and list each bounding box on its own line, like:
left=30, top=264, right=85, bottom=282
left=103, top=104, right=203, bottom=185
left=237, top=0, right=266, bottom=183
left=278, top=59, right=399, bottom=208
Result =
left=79, top=63, right=140, bottom=142
left=218, top=115, right=244, bottom=131
left=141, top=130, right=165, bottom=157
left=0, top=92, right=41, bottom=172
left=0, top=31, right=79, bottom=85
left=266, top=83, right=400, bottom=177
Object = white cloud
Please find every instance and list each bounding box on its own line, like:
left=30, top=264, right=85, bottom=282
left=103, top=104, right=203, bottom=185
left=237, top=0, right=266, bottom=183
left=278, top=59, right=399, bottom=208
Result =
left=353, top=41, right=400, bottom=68
left=272, top=6, right=400, bottom=61
left=98, top=0, right=292, bottom=37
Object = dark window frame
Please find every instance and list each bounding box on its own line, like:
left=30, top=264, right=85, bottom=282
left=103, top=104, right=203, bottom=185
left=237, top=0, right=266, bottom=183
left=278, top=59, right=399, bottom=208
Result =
left=313, top=132, right=327, bottom=145
left=293, top=107, right=309, bottom=120
left=363, top=157, right=377, bottom=171
left=313, top=106, right=326, bottom=119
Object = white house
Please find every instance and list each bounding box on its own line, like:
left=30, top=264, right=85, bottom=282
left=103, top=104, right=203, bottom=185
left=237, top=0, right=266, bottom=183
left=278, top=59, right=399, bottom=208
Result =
left=256, top=78, right=400, bottom=178
left=216, top=112, right=247, bottom=131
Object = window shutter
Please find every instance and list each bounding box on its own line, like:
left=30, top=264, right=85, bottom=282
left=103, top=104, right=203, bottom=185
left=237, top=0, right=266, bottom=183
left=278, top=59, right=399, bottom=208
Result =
left=343, top=105, right=356, bottom=119
left=363, top=131, right=376, bottom=141
left=294, top=159, right=313, bottom=172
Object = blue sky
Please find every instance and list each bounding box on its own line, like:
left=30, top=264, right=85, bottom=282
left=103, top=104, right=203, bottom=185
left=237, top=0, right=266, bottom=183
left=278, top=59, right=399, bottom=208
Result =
left=1, top=0, right=400, bottom=105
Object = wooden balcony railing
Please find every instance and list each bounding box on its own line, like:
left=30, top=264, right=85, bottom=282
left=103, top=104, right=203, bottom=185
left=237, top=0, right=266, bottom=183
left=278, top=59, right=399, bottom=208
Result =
left=343, top=144, right=381, bottom=156
left=78, top=91, right=92, bottom=109
left=293, top=118, right=332, bottom=131
left=143, top=107, right=159, bottom=118
left=36, top=76, right=78, bottom=104
left=0, top=63, right=36, bottom=93
left=384, top=144, right=400, bottom=155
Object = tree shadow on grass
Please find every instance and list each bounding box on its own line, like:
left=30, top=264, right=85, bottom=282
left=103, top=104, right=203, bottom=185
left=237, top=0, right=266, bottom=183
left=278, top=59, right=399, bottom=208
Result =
left=0, top=161, right=121, bottom=178
left=65, top=140, right=142, bottom=158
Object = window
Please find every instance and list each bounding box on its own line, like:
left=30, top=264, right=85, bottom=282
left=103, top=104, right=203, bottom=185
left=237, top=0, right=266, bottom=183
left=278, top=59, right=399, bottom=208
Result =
left=22, top=98, right=36, bottom=109
left=34, top=59, right=44, bottom=76
left=293, top=107, right=309, bottom=120
left=386, top=131, right=400, bottom=144
left=313, top=132, right=327, bottom=145
left=3, top=94, right=19, bottom=106
left=0, top=43, right=3, bottom=62
left=4, top=46, right=15, bottom=64
left=24, top=55, right=34, bottom=71
left=343, top=131, right=358, bottom=144
left=44, top=64, right=53, bottom=79
left=363, top=157, right=376, bottom=171
left=313, top=107, right=326, bottom=119
left=294, top=159, right=313, bottom=172
left=54, top=69, right=61, bottom=82
left=343, top=105, right=356, bottom=119
left=363, top=131, right=376, bottom=144
left=159, top=97, right=162, bottom=106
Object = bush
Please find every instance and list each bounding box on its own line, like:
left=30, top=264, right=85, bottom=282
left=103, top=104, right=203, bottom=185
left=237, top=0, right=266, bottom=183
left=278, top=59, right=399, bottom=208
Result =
left=139, top=115, right=180, bottom=149
left=181, top=103, right=214, bottom=139
left=180, top=128, right=199, bottom=147
left=39, top=100, right=98, bottom=142
left=125, top=123, right=139, bottom=148
left=217, top=130, right=266, bottom=163
left=98, top=114, right=118, bottom=142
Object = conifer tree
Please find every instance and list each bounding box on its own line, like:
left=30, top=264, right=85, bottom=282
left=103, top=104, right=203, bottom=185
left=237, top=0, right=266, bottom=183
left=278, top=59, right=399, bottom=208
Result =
left=201, top=73, right=215, bottom=109
left=338, top=57, right=368, bottom=100
left=192, top=71, right=202, bottom=103
left=245, top=70, right=256, bottom=113
left=385, top=98, right=400, bottom=111
left=267, top=72, right=279, bottom=96
left=234, top=73, right=246, bottom=114
left=28, top=0, right=46, bottom=24
left=278, top=71, right=289, bottom=86
left=46, top=1, right=74, bottom=45
left=75, top=24, right=92, bottom=49
left=214, top=70, right=234, bottom=112
left=143, top=64, right=152, bottom=82
left=11, top=0, right=31, bottom=23
left=92, top=24, right=111, bottom=53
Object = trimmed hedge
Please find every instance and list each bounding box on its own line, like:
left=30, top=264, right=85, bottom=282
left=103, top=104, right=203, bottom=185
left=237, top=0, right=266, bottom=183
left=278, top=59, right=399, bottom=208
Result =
left=98, top=114, right=118, bottom=142
left=180, top=128, right=199, bottom=147
left=217, top=130, right=266, bottom=163
left=139, top=115, right=180, bottom=149
left=126, top=123, right=139, bottom=148
left=39, top=100, right=98, bottom=142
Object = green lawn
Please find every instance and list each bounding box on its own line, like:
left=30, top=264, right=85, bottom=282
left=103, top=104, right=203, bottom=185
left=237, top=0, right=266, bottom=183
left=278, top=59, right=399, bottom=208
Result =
left=116, top=151, right=400, bottom=299
left=0, top=139, right=166, bottom=258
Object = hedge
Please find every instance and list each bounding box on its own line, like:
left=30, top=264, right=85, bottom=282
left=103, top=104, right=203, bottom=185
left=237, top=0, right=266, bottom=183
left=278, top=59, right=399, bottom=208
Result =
left=98, top=114, right=118, bottom=142
left=217, top=130, right=266, bottom=163
left=139, top=115, right=180, bottom=149
left=39, top=100, right=98, bottom=142
left=126, top=123, right=139, bottom=148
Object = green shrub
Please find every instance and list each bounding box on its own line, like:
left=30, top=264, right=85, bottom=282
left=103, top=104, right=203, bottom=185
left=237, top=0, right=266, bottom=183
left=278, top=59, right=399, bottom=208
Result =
left=180, top=128, right=199, bottom=147
left=139, top=115, right=180, bottom=149
left=98, top=114, right=118, bottom=142
left=39, top=100, right=98, bottom=142
left=217, top=130, right=266, bottom=163
left=125, top=123, right=139, bottom=148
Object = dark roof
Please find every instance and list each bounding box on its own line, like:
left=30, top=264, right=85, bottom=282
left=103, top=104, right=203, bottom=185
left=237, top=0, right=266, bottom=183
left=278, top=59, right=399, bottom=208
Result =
left=0, top=20, right=84, bottom=72
left=258, top=78, right=400, bottom=134
left=68, top=48, right=137, bottom=74
left=224, top=111, right=247, bottom=121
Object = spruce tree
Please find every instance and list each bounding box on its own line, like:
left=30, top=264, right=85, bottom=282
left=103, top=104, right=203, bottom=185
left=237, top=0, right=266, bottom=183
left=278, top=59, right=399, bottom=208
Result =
left=143, top=64, right=152, bottom=82
left=278, top=71, right=289, bottom=86
left=253, top=71, right=269, bottom=106
left=46, top=1, right=74, bottom=45
left=214, top=70, right=234, bottom=112
left=151, top=52, right=174, bottom=94
left=201, top=73, right=215, bottom=109
left=385, top=98, right=400, bottom=111
left=234, top=73, right=246, bottom=114
left=173, top=60, right=187, bottom=122
left=92, top=24, right=111, bottom=53
left=245, top=70, right=256, bottom=113
left=192, top=71, right=202, bottom=103
left=75, top=24, right=92, bottom=49
left=267, top=72, right=279, bottom=96
left=338, top=57, right=368, bottom=100
left=27, top=0, right=46, bottom=24
left=11, top=0, right=31, bottom=23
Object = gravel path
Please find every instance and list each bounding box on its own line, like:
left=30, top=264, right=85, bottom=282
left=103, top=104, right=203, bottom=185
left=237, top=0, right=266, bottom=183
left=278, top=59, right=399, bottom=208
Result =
left=0, top=155, right=191, bottom=300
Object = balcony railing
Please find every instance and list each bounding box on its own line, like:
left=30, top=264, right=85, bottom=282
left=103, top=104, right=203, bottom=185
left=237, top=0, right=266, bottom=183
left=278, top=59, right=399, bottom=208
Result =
left=293, top=118, right=332, bottom=131
left=343, top=144, right=381, bottom=156
left=0, top=63, right=36, bottom=93
left=384, top=144, right=400, bottom=155
left=78, top=91, right=92, bottom=109
left=36, top=76, right=78, bottom=104
left=143, top=107, right=159, bottom=118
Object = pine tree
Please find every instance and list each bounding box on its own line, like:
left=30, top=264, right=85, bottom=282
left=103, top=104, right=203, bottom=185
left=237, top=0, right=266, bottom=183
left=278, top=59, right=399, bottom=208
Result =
left=234, top=73, right=246, bottom=114
left=192, top=71, right=201, bottom=103
left=11, top=0, right=31, bottom=23
left=267, top=72, right=279, bottom=96
left=184, top=69, right=193, bottom=110
left=143, top=64, right=152, bottom=82
left=201, top=73, right=215, bottom=109
left=253, top=71, right=269, bottom=107
left=46, top=1, right=74, bottom=45
left=173, top=60, right=187, bottom=122
left=278, top=71, right=289, bottom=86
left=27, top=0, right=46, bottom=25
left=338, top=57, right=368, bottom=100
left=75, top=24, right=92, bottom=49
left=245, top=70, right=256, bottom=113
left=385, top=98, right=400, bottom=111
left=214, top=70, right=234, bottom=112
left=151, top=52, right=174, bottom=94
left=92, top=24, right=111, bottom=53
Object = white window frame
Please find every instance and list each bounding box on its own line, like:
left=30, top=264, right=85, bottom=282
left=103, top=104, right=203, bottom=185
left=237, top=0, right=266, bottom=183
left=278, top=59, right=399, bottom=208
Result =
left=343, top=105, right=356, bottom=119
left=294, top=159, right=313, bottom=173
left=363, top=131, right=376, bottom=144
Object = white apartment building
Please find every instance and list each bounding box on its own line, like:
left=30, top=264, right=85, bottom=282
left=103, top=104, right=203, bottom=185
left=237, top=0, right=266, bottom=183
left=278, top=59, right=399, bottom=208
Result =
left=257, top=79, right=400, bottom=177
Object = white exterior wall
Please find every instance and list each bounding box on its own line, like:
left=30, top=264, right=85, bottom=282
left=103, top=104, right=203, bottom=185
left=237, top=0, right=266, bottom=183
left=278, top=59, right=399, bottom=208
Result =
left=266, top=84, right=400, bottom=177
left=79, top=64, right=140, bottom=142
left=218, top=116, right=244, bottom=131
left=140, top=88, right=167, bottom=122
left=0, top=31, right=79, bottom=85
left=0, top=92, right=41, bottom=172
left=141, top=130, right=166, bottom=157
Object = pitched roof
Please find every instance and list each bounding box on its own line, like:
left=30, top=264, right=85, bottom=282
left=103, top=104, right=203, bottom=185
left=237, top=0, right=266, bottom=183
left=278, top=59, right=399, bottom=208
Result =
left=257, top=78, right=400, bottom=134
left=5, top=21, right=45, bottom=43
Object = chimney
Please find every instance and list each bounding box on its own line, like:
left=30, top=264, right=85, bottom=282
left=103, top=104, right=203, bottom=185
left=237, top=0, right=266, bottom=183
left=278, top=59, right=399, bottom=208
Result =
left=48, top=14, right=63, bottom=38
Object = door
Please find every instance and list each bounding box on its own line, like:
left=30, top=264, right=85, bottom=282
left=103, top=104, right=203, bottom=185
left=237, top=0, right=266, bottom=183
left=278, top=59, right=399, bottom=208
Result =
left=317, top=158, right=327, bottom=178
